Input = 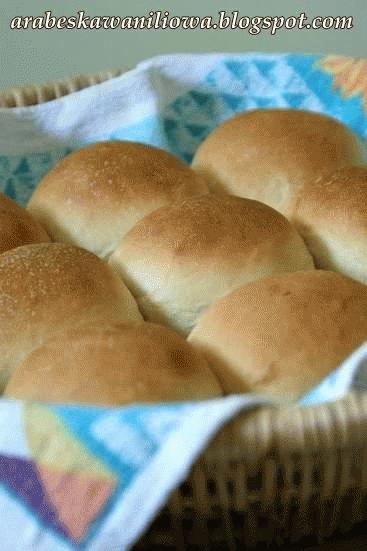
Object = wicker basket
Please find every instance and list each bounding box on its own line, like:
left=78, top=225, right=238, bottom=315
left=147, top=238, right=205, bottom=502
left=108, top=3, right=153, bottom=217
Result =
left=1, top=71, right=367, bottom=550
left=0, top=69, right=123, bottom=107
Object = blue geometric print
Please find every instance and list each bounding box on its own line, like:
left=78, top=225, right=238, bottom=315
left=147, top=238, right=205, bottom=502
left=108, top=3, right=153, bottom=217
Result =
left=52, top=402, right=192, bottom=491
left=0, top=148, right=72, bottom=205
left=1, top=54, right=366, bottom=208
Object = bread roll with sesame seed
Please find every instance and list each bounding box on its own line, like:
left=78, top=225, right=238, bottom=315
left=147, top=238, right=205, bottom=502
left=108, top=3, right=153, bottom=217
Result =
left=5, top=321, right=223, bottom=405
left=0, top=191, right=50, bottom=254
left=27, top=140, right=209, bottom=259
left=109, top=194, right=314, bottom=336
left=0, top=242, right=142, bottom=391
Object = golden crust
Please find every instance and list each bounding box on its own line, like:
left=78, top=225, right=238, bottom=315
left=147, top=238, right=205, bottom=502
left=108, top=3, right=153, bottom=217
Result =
left=28, top=141, right=208, bottom=258
left=0, top=243, right=142, bottom=390
left=289, top=166, right=367, bottom=284
left=110, top=194, right=314, bottom=335
left=189, top=270, right=367, bottom=401
left=0, top=191, right=50, bottom=254
left=192, top=109, right=366, bottom=213
left=118, top=193, right=292, bottom=260
left=5, top=321, right=223, bottom=405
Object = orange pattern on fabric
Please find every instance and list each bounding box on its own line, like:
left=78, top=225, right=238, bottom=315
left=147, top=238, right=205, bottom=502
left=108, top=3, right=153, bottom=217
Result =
left=320, top=56, right=367, bottom=109
left=37, top=463, right=116, bottom=542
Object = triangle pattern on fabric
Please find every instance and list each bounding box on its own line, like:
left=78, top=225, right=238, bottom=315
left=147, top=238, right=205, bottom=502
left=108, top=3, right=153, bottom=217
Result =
left=0, top=454, right=69, bottom=539
left=248, top=97, right=277, bottom=109
left=4, top=178, right=17, bottom=200
left=185, top=123, right=210, bottom=140
left=24, top=403, right=116, bottom=481
left=188, top=90, right=211, bottom=108
left=246, top=64, right=274, bottom=96
left=224, top=60, right=249, bottom=81
left=13, top=158, right=30, bottom=176
left=253, top=60, right=276, bottom=82
left=37, top=463, right=116, bottom=543
left=220, top=93, right=244, bottom=112
left=283, top=93, right=311, bottom=109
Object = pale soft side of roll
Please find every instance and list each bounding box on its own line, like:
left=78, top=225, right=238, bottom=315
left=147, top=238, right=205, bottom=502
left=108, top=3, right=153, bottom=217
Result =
left=4, top=321, right=223, bottom=405
left=0, top=190, right=50, bottom=254
left=0, top=243, right=142, bottom=391
left=109, top=194, right=314, bottom=336
left=27, top=140, right=209, bottom=259
left=189, top=270, right=367, bottom=402
left=192, top=109, right=367, bottom=214
left=288, top=166, right=367, bottom=285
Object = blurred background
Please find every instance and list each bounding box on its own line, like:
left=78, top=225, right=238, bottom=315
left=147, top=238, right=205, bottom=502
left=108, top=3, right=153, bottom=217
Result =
left=1, top=0, right=366, bottom=89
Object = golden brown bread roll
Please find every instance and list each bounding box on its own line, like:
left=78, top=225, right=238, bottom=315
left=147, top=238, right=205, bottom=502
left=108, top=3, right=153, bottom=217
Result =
left=110, top=194, right=314, bottom=336
left=192, top=109, right=366, bottom=214
left=27, top=140, right=209, bottom=259
left=0, top=191, right=50, bottom=254
left=4, top=321, right=223, bottom=405
left=0, top=243, right=142, bottom=391
left=188, top=270, right=367, bottom=401
left=289, top=166, right=367, bottom=284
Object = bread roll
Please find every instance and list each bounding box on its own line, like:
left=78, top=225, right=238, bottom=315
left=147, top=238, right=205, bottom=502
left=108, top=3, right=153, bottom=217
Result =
left=189, top=270, right=367, bottom=401
left=110, top=194, right=314, bottom=336
left=0, top=243, right=142, bottom=391
left=289, top=166, right=367, bottom=284
left=4, top=321, right=222, bottom=405
left=28, top=140, right=208, bottom=259
left=192, top=109, right=366, bottom=214
left=0, top=191, right=50, bottom=254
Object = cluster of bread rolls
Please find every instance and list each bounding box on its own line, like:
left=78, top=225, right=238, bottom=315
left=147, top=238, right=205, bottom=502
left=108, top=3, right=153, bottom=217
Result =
left=2, top=109, right=367, bottom=405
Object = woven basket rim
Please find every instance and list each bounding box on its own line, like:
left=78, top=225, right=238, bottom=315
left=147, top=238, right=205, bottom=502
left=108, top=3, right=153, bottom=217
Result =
left=207, top=391, right=367, bottom=463
left=1, top=69, right=366, bottom=458
left=0, top=68, right=126, bottom=108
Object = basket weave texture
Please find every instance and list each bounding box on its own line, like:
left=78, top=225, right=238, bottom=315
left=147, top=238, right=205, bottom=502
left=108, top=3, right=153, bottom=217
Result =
left=0, top=69, right=123, bottom=107
left=0, top=71, right=366, bottom=550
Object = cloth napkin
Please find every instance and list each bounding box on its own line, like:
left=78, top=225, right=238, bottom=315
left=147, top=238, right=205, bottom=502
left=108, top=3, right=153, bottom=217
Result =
left=0, top=52, right=366, bottom=551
